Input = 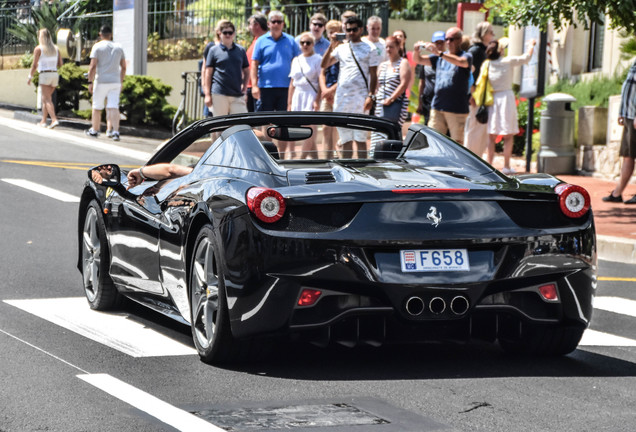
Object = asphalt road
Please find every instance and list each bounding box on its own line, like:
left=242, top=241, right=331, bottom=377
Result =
left=1, top=121, right=635, bottom=432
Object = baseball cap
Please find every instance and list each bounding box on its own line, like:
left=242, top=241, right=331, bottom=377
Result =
left=432, top=31, right=445, bottom=42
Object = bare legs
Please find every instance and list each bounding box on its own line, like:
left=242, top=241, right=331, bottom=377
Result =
left=39, top=84, right=58, bottom=125
left=91, top=108, right=120, bottom=134
left=322, top=125, right=336, bottom=158
left=611, top=157, right=635, bottom=197
left=487, top=134, right=514, bottom=170
left=339, top=140, right=366, bottom=159
left=107, top=108, right=120, bottom=133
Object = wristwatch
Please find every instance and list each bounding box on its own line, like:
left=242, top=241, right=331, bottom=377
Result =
left=139, top=167, right=147, bottom=180
left=367, top=94, right=376, bottom=101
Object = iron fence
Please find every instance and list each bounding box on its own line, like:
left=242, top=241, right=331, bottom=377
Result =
left=1, top=0, right=390, bottom=57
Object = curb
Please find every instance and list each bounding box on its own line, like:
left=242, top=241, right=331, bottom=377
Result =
left=12, top=109, right=173, bottom=140
left=597, top=235, right=636, bottom=264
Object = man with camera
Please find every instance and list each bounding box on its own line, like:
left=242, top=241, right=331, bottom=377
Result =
left=321, top=16, right=381, bottom=158
left=413, top=27, right=472, bottom=145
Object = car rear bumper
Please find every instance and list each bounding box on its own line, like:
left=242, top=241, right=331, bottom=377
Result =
left=221, top=214, right=596, bottom=342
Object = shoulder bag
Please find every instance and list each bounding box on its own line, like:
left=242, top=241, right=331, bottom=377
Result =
left=296, top=57, right=318, bottom=94
left=349, top=42, right=374, bottom=115
left=474, top=60, right=493, bottom=124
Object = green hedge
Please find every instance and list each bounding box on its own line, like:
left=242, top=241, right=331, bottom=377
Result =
left=38, top=62, right=176, bottom=129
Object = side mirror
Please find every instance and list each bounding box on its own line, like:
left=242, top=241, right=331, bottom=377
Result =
left=88, top=164, right=121, bottom=187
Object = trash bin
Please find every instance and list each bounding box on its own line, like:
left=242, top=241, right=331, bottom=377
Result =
left=538, top=93, right=577, bottom=174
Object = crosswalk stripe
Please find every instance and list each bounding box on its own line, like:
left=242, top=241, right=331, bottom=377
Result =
left=4, top=297, right=196, bottom=357
left=594, top=296, right=636, bottom=318
left=1, top=178, right=80, bottom=202
left=579, top=329, right=636, bottom=346
left=78, top=374, right=227, bottom=432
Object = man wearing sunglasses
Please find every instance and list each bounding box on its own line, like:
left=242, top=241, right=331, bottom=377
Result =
left=204, top=20, right=249, bottom=116
left=321, top=16, right=381, bottom=158
left=295, top=13, right=329, bottom=55
left=413, top=27, right=473, bottom=145
left=251, top=11, right=301, bottom=112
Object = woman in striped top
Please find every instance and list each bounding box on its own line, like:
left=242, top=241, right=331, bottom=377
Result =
left=371, top=36, right=412, bottom=149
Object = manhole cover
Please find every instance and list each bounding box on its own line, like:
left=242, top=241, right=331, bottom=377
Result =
left=192, top=403, right=390, bottom=430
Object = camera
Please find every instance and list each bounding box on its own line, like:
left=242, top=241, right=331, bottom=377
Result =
left=335, top=33, right=346, bottom=42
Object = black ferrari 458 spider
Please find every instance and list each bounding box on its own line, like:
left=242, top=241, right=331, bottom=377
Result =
left=78, top=112, right=596, bottom=364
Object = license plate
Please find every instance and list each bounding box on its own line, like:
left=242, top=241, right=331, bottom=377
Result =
left=400, top=249, right=470, bottom=272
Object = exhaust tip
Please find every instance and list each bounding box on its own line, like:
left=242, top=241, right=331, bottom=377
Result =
left=429, top=297, right=446, bottom=314
left=405, top=296, right=425, bottom=316
left=450, top=296, right=470, bottom=315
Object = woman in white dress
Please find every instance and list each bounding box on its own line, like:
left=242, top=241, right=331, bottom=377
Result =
left=485, top=37, right=536, bottom=174
left=288, top=32, right=322, bottom=159
left=27, top=28, right=62, bottom=128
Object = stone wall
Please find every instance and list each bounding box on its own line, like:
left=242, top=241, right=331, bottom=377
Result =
left=578, top=95, right=623, bottom=180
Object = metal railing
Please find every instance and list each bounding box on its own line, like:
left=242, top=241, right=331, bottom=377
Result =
left=173, top=70, right=205, bottom=135
left=1, top=0, right=390, bottom=57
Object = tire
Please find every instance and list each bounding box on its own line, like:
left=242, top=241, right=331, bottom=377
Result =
left=81, top=200, right=120, bottom=310
left=499, top=322, right=585, bottom=356
left=189, top=225, right=247, bottom=364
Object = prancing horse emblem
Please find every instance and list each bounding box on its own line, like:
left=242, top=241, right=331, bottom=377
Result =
left=427, top=206, right=442, bottom=227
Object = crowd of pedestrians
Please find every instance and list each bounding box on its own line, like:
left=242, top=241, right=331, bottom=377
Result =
left=27, top=11, right=536, bottom=162
left=193, top=12, right=541, bottom=161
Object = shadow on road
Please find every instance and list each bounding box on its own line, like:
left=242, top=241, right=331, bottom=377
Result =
left=120, top=295, right=636, bottom=381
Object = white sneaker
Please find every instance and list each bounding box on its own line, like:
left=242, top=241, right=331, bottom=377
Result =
left=501, top=167, right=517, bottom=175
left=106, top=129, right=113, bottom=137
left=111, top=131, right=120, bottom=141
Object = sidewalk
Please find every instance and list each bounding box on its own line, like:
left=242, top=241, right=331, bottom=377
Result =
left=4, top=107, right=636, bottom=264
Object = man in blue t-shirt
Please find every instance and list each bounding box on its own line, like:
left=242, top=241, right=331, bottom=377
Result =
left=413, top=27, right=473, bottom=145
left=204, top=20, right=249, bottom=116
left=250, top=11, right=301, bottom=112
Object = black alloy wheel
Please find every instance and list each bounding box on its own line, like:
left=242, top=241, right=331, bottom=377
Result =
left=81, top=200, right=120, bottom=310
left=189, top=224, right=244, bottom=364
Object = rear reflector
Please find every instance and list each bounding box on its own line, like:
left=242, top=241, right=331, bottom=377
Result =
left=297, top=289, right=322, bottom=306
left=539, top=284, right=559, bottom=301
left=391, top=188, right=470, bottom=194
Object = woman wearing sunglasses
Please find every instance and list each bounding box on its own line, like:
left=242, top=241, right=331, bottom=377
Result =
left=288, top=32, right=322, bottom=159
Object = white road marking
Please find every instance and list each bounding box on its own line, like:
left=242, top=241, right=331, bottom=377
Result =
left=579, top=329, right=636, bottom=347
left=0, top=115, right=151, bottom=161
left=594, top=296, right=636, bottom=318
left=0, top=328, right=90, bottom=374
left=4, top=297, right=196, bottom=357
left=78, top=374, right=227, bottom=432
left=1, top=178, right=80, bottom=202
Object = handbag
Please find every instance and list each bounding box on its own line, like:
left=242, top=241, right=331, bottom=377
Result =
left=475, top=105, right=489, bottom=124
left=473, top=60, right=493, bottom=126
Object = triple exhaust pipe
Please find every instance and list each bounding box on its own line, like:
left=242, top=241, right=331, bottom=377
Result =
left=405, top=295, right=470, bottom=316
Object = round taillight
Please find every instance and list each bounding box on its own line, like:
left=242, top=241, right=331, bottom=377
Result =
left=555, top=183, right=590, bottom=218
left=246, top=187, right=286, bottom=223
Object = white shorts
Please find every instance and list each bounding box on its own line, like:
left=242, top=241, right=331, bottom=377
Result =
left=336, top=126, right=368, bottom=143
left=92, top=82, right=121, bottom=110
left=38, top=71, right=59, bottom=87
